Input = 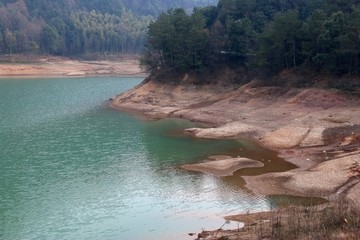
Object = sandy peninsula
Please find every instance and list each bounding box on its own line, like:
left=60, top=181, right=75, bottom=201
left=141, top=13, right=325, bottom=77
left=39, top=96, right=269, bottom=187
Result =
left=181, top=156, right=264, bottom=177
left=0, top=54, right=147, bottom=78
left=110, top=71, right=360, bottom=214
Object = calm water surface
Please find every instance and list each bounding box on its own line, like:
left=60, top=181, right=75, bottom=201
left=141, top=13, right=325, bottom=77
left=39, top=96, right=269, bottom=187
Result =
left=1, top=77, right=285, bottom=239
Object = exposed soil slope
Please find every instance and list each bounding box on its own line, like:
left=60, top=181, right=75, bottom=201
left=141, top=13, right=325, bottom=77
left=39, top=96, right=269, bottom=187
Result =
left=111, top=72, right=360, bottom=211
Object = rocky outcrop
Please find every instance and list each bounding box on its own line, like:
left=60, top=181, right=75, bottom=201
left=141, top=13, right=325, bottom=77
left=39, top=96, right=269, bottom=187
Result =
left=110, top=77, right=360, bottom=208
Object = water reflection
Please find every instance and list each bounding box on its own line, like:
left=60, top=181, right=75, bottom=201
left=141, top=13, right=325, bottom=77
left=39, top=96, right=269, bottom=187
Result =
left=0, top=77, right=320, bottom=240
left=267, top=195, right=329, bottom=208
left=140, top=117, right=323, bottom=215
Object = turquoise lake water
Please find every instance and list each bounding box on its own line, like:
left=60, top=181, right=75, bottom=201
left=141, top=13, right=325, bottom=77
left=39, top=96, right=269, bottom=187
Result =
left=0, top=77, right=283, bottom=239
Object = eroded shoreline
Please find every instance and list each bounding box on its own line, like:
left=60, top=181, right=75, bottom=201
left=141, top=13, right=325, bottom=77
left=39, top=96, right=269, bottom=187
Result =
left=110, top=75, right=360, bottom=214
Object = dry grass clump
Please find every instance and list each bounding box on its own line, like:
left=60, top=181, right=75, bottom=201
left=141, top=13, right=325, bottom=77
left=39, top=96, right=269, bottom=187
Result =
left=264, top=200, right=360, bottom=240
left=348, top=162, right=360, bottom=177
left=196, top=200, right=360, bottom=240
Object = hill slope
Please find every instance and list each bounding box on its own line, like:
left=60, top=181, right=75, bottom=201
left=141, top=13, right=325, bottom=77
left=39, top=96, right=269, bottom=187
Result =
left=141, top=0, right=360, bottom=80
left=0, top=0, right=218, bottom=56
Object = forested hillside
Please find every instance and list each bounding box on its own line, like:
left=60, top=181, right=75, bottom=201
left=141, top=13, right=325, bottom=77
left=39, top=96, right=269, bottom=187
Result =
left=0, top=0, right=217, bottom=56
left=142, top=0, right=360, bottom=82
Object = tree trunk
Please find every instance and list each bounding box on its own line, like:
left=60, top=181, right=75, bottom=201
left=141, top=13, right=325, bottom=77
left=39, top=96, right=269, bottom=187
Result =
left=293, top=40, right=296, bottom=69
left=284, top=45, right=288, bottom=68
left=349, top=52, right=353, bottom=76
left=355, top=52, right=359, bottom=74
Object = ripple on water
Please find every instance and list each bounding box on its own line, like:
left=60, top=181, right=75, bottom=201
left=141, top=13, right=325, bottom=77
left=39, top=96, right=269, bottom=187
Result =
left=0, top=77, right=307, bottom=240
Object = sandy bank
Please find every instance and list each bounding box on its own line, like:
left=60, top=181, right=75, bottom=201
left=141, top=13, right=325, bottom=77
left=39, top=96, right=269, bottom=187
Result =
left=110, top=74, right=360, bottom=213
left=181, top=157, right=264, bottom=177
left=0, top=54, right=147, bottom=78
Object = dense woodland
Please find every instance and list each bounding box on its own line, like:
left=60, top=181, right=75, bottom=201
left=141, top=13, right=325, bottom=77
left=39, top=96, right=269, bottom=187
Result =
left=1, top=0, right=360, bottom=80
left=141, top=0, right=360, bottom=80
left=0, top=0, right=217, bottom=56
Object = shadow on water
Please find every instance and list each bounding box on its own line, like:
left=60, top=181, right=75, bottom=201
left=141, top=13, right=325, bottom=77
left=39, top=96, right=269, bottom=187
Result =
left=227, top=138, right=297, bottom=175
left=141, top=118, right=242, bottom=166
left=220, top=144, right=329, bottom=207
left=141, top=118, right=327, bottom=208
left=266, top=195, right=329, bottom=208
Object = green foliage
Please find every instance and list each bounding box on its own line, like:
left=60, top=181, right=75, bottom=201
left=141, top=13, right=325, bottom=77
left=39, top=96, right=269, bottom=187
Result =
left=226, top=17, right=257, bottom=64
left=141, top=8, right=214, bottom=74
left=1, top=0, right=360, bottom=79
left=76, top=0, right=123, bottom=15
left=0, top=0, right=217, bottom=56
left=41, top=24, right=60, bottom=54
left=259, top=10, right=302, bottom=71
left=218, top=0, right=256, bottom=22
left=121, top=0, right=218, bottom=16
left=194, top=6, right=219, bottom=28
left=301, top=9, right=327, bottom=70
left=70, top=10, right=152, bottom=54
left=142, top=0, right=360, bottom=79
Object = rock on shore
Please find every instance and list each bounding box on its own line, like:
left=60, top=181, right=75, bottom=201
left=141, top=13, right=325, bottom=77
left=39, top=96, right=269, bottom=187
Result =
left=110, top=75, right=360, bottom=210
left=181, top=157, right=264, bottom=177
